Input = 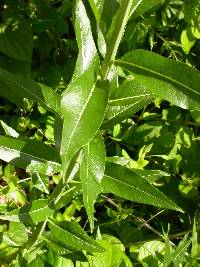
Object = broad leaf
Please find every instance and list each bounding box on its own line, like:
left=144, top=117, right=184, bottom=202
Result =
left=0, top=68, right=61, bottom=114
left=3, top=222, right=28, bottom=247
left=0, top=16, right=33, bottom=62
left=0, top=135, right=61, bottom=175
left=61, top=0, right=108, bottom=176
left=101, top=163, right=182, bottom=211
left=48, top=220, right=105, bottom=253
left=115, top=49, right=200, bottom=111
left=61, top=69, right=108, bottom=176
left=80, top=133, right=105, bottom=231
left=0, top=199, right=54, bottom=224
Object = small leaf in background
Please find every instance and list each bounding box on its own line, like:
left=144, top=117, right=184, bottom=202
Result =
left=0, top=16, right=33, bottom=62
left=102, top=162, right=182, bottom=211
left=80, top=133, right=105, bottom=231
left=48, top=220, right=105, bottom=253
left=115, top=49, right=200, bottom=111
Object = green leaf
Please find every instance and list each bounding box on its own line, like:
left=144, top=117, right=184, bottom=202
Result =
left=73, top=0, right=99, bottom=77
left=130, top=0, right=162, bottom=19
left=163, top=235, right=191, bottom=267
left=60, top=70, right=108, bottom=177
left=80, top=133, right=105, bottom=231
left=61, top=0, right=108, bottom=177
left=101, top=163, right=182, bottom=211
left=0, top=199, right=54, bottom=224
left=48, top=220, right=105, bottom=253
left=0, top=16, right=33, bottom=62
left=0, top=68, right=61, bottom=114
left=115, top=49, right=200, bottom=111
left=109, top=79, right=153, bottom=106
left=0, top=135, right=61, bottom=175
left=3, top=222, right=28, bottom=247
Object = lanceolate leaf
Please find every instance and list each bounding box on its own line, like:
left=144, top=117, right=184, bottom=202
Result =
left=0, top=135, right=61, bottom=175
left=60, top=69, right=108, bottom=177
left=73, top=0, right=99, bottom=77
left=0, top=68, right=61, bottom=114
left=115, top=49, right=200, bottom=111
left=101, top=163, right=182, bottom=211
left=0, top=199, right=54, bottom=224
left=80, top=133, right=105, bottom=231
left=48, top=220, right=105, bottom=253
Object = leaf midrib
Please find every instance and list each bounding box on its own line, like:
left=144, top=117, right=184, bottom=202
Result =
left=115, top=59, right=200, bottom=97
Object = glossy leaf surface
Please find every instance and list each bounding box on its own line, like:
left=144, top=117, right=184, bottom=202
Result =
left=48, top=220, right=105, bottom=253
left=0, top=68, right=61, bottom=114
left=80, top=133, right=105, bottom=231
left=0, top=199, right=54, bottom=224
left=61, top=70, right=108, bottom=176
left=0, top=135, right=61, bottom=175
left=115, top=49, right=200, bottom=111
left=101, top=163, right=182, bottom=211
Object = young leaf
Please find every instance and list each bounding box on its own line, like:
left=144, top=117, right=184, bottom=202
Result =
left=0, top=69, right=61, bottom=114
left=48, top=220, right=105, bottom=253
left=115, top=49, right=200, bottom=111
left=0, top=16, right=33, bottom=62
left=0, top=135, right=61, bottom=175
left=60, top=70, right=108, bottom=177
left=80, top=133, right=105, bottom=231
left=101, top=163, right=182, bottom=211
left=0, top=199, right=54, bottom=224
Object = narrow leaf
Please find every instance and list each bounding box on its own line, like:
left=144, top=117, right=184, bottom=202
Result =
left=80, top=133, right=105, bottom=231
left=101, top=163, right=182, bottom=211
left=48, top=220, right=105, bottom=253
left=130, top=0, right=162, bottom=19
left=0, top=135, right=61, bottom=175
left=0, top=68, right=61, bottom=114
left=0, top=199, right=54, bottom=224
left=115, top=49, right=200, bottom=111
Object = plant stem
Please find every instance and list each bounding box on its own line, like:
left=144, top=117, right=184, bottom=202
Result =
left=101, top=0, right=133, bottom=79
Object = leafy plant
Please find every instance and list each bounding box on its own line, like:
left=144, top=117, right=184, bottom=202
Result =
left=0, top=0, right=200, bottom=266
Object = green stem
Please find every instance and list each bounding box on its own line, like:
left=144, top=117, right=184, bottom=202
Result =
left=101, top=0, right=133, bottom=79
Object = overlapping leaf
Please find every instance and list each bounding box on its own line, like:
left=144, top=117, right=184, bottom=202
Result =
left=0, top=199, right=54, bottom=224
left=48, top=220, right=104, bottom=253
left=80, top=133, right=105, bottom=231
left=115, top=49, right=200, bottom=111
left=101, top=162, right=182, bottom=211
left=0, top=135, right=61, bottom=175
left=0, top=68, right=61, bottom=114
left=60, top=0, right=108, bottom=176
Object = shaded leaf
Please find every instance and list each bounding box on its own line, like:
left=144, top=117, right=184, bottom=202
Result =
left=0, top=68, right=61, bottom=114
left=0, top=16, right=33, bottom=62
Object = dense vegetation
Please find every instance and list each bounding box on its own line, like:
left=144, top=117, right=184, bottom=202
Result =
left=0, top=0, right=200, bottom=266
